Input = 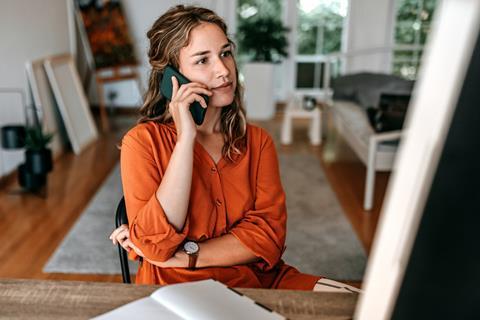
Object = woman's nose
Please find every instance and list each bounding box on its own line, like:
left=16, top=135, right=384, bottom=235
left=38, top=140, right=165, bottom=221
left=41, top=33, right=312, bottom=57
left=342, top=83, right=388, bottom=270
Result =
left=214, top=58, right=230, bottom=78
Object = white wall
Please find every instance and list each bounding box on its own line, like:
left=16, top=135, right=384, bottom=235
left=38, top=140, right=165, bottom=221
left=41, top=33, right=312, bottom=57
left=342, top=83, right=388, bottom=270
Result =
left=0, top=0, right=73, bottom=177
left=275, top=0, right=297, bottom=102
left=89, top=0, right=238, bottom=108
left=343, top=0, right=397, bottom=74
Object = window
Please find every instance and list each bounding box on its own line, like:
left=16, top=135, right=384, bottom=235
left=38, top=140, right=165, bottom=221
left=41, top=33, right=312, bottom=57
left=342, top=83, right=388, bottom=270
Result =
left=295, top=0, right=347, bottom=89
left=236, top=0, right=347, bottom=91
left=393, top=0, right=437, bottom=79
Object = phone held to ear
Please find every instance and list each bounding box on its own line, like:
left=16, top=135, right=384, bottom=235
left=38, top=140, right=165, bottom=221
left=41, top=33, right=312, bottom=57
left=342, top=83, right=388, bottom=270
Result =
left=160, top=65, right=208, bottom=125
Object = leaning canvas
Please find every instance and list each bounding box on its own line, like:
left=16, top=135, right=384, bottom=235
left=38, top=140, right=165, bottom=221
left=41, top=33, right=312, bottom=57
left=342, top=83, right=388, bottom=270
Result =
left=25, top=58, right=68, bottom=157
left=44, top=54, right=98, bottom=155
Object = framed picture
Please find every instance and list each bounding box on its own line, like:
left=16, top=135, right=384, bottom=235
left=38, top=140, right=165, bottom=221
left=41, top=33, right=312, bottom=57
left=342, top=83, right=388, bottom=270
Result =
left=25, top=58, right=68, bottom=157
left=44, top=54, right=98, bottom=155
left=75, top=0, right=137, bottom=69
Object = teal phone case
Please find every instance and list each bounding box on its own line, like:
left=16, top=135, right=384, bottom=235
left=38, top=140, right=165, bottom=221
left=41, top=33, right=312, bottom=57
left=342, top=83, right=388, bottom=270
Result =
left=160, top=65, right=208, bottom=125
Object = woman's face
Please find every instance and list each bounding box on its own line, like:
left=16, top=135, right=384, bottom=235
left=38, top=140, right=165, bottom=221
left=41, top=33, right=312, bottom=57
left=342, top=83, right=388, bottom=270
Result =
left=178, top=23, right=237, bottom=108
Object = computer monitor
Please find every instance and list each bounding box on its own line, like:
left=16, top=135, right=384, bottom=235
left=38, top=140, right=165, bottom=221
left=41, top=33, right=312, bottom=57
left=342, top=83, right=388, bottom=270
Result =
left=355, top=1, right=480, bottom=319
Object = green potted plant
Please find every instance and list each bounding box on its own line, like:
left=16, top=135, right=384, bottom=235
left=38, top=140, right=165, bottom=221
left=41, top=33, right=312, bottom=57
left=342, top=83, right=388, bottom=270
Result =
left=237, top=15, right=289, bottom=120
left=24, top=126, right=54, bottom=175
left=237, top=16, right=289, bottom=63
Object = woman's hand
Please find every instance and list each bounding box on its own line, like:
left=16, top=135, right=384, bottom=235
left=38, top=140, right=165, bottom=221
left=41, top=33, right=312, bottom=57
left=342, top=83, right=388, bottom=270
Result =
left=145, top=250, right=188, bottom=269
left=168, top=76, right=212, bottom=143
left=110, top=225, right=187, bottom=268
left=109, top=224, right=145, bottom=258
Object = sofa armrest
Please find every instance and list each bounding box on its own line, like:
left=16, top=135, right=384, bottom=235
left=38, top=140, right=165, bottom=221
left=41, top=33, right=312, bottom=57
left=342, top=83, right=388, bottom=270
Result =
left=370, top=130, right=402, bottom=143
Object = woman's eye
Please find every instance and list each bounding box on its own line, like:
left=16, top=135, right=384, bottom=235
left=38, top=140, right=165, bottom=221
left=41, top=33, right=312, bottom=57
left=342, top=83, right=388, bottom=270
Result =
left=196, top=57, right=207, bottom=65
left=221, top=50, right=232, bottom=58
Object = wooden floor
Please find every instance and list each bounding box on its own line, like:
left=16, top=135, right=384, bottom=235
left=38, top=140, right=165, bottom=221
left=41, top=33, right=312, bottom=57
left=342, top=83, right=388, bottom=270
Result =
left=0, top=117, right=130, bottom=283
left=0, top=111, right=387, bottom=285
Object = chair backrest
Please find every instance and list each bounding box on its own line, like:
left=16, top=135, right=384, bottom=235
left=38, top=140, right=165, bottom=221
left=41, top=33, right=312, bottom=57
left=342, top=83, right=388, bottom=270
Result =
left=115, top=197, right=131, bottom=283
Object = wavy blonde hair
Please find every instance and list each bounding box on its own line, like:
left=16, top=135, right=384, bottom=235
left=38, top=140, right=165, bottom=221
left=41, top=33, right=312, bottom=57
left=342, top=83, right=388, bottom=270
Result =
left=138, top=5, right=247, bottom=162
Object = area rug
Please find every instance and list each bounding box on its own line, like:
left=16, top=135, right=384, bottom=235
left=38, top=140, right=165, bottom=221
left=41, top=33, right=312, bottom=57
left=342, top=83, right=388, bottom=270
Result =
left=44, top=154, right=366, bottom=280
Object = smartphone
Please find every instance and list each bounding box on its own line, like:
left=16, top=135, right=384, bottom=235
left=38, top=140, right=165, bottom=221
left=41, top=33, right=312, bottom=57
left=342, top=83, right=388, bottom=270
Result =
left=160, top=65, right=208, bottom=125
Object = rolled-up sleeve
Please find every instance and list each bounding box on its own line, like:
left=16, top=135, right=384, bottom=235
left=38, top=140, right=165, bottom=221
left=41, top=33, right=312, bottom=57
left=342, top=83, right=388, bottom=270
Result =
left=229, top=133, right=287, bottom=271
left=121, top=130, right=189, bottom=262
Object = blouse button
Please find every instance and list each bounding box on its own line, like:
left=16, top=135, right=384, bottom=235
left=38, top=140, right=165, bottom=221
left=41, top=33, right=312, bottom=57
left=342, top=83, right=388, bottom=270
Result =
left=211, top=167, right=217, bottom=173
left=215, top=199, right=222, bottom=206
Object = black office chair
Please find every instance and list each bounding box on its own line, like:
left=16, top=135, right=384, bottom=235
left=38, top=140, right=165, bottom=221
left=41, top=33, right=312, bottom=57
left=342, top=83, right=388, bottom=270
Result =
left=115, top=197, right=131, bottom=283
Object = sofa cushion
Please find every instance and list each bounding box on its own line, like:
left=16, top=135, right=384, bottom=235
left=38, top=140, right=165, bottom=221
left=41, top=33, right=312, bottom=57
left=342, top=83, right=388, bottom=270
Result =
left=332, top=72, right=414, bottom=109
left=333, top=100, right=398, bottom=152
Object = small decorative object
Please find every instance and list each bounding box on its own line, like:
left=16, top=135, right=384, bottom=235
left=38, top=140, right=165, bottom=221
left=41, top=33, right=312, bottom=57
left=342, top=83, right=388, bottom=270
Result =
left=17, top=163, right=47, bottom=191
left=13, top=125, right=54, bottom=194
left=303, top=96, right=317, bottom=111
left=0, top=88, right=53, bottom=196
left=24, top=127, right=54, bottom=175
left=1, top=125, right=26, bottom=149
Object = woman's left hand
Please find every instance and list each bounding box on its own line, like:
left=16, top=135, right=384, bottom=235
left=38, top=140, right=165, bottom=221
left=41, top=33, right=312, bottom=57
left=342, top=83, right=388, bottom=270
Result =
left=146, top=250, right=188, bottom=269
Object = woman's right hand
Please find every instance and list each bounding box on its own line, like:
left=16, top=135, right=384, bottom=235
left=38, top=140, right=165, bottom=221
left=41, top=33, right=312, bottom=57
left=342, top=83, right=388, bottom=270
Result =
left=168, top=76, right=211, bottom=143
left=109, top=224, right=145, bottom=258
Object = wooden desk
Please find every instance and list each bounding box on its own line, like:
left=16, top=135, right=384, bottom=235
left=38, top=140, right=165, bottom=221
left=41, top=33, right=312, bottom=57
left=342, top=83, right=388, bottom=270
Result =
left=0, top=279, right=357, bottom=319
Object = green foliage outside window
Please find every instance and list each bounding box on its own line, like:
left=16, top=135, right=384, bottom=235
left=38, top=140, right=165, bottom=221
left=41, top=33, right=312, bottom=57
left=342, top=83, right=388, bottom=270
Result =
left=297, top=2, right=345, bottom=55
left=237, top=0, right=281, bottom=20
left=393, top=0, right=437, bottom=79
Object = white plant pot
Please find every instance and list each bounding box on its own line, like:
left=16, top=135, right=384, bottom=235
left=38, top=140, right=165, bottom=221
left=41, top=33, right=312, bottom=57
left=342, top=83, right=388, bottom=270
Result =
left=243, top=62, right=275, bottom=120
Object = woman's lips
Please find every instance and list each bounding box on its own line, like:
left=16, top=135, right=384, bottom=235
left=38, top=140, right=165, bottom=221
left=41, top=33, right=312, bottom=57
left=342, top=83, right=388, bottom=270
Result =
left=212, top=82, right=233, bottom=91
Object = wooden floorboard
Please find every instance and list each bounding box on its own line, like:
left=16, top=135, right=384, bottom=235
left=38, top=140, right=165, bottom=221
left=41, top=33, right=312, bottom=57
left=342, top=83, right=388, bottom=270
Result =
left=0, top=117, right=131, bottom=282
left=0, top=112, right=387, bottom=287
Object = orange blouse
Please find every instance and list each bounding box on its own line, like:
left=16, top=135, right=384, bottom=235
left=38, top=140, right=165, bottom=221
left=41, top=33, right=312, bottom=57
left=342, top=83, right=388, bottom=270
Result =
left=121, top=121, right=320, bottom=290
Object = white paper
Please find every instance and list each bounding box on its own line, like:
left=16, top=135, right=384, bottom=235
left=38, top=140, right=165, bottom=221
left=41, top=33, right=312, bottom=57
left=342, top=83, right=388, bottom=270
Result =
left=151, top=280, right=284, bottom=320
left=92, top=279, right=284, bottom=320
left=91, top=297, right=181, bottom=320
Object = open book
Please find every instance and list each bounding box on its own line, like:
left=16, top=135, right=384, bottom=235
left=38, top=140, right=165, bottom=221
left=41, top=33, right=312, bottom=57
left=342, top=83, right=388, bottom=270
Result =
left=93, top=279, right=285, bottom=320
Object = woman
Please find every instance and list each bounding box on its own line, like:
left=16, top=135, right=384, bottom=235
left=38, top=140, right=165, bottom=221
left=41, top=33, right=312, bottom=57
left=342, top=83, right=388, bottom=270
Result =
left=110, top=5, right=359, bottom=292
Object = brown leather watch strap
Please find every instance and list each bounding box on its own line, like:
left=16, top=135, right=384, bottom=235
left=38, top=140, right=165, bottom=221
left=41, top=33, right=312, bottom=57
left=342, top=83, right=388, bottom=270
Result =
left=188, top=253, right=198, bottom=269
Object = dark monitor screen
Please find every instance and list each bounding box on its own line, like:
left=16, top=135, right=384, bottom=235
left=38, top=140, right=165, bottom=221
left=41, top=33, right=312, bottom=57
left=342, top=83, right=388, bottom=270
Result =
left=355, top=2, right=480, bottom=319
left=391, top=27, right=480, bottom=320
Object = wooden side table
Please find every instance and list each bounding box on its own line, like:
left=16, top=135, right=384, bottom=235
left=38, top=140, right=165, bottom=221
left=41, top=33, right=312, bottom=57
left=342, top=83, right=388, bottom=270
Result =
left=281, top=93, right=323, bottom=146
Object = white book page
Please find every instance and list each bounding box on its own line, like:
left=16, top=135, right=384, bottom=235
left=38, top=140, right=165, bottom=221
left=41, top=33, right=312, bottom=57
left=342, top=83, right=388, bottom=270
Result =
left=91, top=297, right=182, bottom=320
left=151, top=279, right=284, bottom=320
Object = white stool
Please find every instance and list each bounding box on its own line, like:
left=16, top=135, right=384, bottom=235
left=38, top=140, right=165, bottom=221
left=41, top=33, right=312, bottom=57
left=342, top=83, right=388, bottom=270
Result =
left=281, top=95, right=322, bottom=146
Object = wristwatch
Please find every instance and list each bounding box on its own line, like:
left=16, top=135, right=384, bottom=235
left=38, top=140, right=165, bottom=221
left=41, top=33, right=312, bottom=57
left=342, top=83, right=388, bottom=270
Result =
left=183, top=240, right=200, bottom=269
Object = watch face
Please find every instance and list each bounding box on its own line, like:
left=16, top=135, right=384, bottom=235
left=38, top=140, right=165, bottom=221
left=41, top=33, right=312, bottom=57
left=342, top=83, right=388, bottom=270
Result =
left=184, top=241, right=199, bottom=254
